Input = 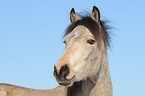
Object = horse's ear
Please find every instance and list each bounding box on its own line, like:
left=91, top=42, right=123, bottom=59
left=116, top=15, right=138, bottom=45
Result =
left=70, top=8, right=80, bottom=23
left=91, top=6, right=100, bottom=23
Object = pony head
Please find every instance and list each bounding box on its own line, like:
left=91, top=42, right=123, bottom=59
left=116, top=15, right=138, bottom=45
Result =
left=54, top=6, right=110, bottom=87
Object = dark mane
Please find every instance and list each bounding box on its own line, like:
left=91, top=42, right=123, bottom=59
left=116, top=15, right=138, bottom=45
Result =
left=64, top=16, right=111, bottom=47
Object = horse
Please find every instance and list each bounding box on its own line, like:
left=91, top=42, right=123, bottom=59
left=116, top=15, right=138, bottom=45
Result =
left=0, top=6, right=113, bottom=96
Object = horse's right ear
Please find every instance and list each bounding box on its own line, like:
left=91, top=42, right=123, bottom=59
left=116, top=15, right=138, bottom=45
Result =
left=91, top=6, right=100, bottom=24
left=70, top=8, right=80, bottom=23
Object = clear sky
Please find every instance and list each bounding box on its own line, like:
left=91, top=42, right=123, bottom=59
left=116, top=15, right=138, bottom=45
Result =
left=0, top=0, right=145, bottom=96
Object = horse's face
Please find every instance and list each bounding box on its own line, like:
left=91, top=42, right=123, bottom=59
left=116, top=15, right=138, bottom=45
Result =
left=54, top=25, right=102, bottom=86
left=54, top=6, right=103, bottom=87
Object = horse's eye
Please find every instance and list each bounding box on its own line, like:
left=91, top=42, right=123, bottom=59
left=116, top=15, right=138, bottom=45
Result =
left=63, top=41, right=66, bottom=44
left=87, top=39, right=95, bottom=45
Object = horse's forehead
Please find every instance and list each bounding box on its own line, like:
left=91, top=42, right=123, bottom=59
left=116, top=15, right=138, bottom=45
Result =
left=66, top=25, right=93, bottom=40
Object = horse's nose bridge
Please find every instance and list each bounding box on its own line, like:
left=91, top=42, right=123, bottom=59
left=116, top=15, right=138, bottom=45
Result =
left=54, top=43, right=77, bottom=75
left=56, top=48, right=72, bottom=67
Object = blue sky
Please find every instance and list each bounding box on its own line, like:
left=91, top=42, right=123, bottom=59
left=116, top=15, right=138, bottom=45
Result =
left=0, top=0, right=145, bottom=96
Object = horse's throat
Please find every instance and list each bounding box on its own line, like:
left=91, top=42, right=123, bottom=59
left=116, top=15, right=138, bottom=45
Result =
left=67, top=78, right=96, bottom=96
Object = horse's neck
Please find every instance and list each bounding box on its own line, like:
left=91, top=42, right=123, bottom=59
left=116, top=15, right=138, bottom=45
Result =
left=89, top=52, right=113, bottom=96
left=67, top=51, right=113, bottom=96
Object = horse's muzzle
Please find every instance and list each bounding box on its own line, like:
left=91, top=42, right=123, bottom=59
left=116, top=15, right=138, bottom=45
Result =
left=53, top=65, right=69, bottom=83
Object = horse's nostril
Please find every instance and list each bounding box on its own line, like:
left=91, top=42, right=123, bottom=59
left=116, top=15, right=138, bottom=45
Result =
left=54, top=66, right=57, bottom=75
left=54, top=66, right=56, bottom=70
left=60, top=65, right=69, bottom=78
left=54, top=65, right=69, bottom=79
left=61, top=65, right=68, bottom=71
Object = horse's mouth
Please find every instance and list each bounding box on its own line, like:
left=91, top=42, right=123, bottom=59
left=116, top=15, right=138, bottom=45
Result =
left=58, top=75, right=75, bottom=87
left=59, top=81, right=71, bottom=86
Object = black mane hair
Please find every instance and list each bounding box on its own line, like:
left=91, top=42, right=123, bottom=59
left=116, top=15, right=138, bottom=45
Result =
left=64, top=16, right=111, bottom=48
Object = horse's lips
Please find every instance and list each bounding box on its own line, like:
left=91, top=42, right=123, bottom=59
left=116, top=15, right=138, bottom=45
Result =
left=59, top=80, right=74, bottom=87
left=58, top=81, right=71, bottom=86
left=58, top=75, right=75, bottom=87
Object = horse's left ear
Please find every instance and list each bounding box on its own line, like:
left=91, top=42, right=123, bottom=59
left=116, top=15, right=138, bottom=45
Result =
left=91, top=6, right=100, bottom=24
